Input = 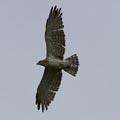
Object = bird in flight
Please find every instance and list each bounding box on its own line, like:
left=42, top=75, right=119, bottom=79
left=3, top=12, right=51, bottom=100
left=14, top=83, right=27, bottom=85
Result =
left=36, top=6, right=79, bottom=112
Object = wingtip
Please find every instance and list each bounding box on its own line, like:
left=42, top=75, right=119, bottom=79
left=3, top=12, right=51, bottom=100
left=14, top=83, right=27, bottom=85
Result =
left=51, top=5, right=61, bottom=12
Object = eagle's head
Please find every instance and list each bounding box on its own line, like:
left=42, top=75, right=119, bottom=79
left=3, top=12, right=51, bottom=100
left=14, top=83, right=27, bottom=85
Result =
left=36, top=59, right=48, bottom=66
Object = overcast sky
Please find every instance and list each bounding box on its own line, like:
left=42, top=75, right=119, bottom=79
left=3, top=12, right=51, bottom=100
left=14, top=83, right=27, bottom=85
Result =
left=0, top=0, right=120, bottom=120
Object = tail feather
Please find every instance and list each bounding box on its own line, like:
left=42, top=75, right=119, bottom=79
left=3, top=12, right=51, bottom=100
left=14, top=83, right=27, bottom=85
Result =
left=64, top=54, right=79, bottom=76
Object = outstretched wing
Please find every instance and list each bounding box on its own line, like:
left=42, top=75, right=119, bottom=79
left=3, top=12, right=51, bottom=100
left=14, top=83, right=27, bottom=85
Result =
left=45, top=6, right=65, bottom=60
left=36, top=67, right=62, bottom=112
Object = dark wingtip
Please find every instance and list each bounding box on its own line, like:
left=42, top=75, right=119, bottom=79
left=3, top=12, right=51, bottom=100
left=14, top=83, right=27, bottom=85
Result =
left=54, top=5, right=57, bottom=10
left=49, top=6, right=53, bottom=16
left=42, top=104, right=44, bottom=112
left=37, top=103, right=40, bottom=110
left=52, top=5, right=61, bottom=13
left=48, top=5, right=62, bottom=20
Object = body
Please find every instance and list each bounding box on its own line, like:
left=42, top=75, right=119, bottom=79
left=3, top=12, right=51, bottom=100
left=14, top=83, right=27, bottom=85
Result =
left=37, top=54, right=79, bottom=76
left=37, top=57, right=70, bottom=70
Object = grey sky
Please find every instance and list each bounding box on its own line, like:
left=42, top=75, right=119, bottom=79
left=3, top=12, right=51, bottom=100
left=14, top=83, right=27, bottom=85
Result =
left=0, top=0, right=120, bottom=120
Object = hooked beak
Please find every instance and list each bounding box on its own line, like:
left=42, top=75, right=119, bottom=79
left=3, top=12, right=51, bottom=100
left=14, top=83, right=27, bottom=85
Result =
left=36, top=62, right=39, bottom=65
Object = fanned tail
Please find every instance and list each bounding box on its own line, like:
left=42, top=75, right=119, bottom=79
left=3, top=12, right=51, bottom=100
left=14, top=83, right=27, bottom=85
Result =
left=64, top=54, right=79, bottom=76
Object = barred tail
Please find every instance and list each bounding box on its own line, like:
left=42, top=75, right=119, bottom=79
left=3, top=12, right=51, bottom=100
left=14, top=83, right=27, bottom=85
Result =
left=64, top=54, right=79, bottom=76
